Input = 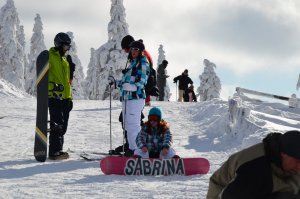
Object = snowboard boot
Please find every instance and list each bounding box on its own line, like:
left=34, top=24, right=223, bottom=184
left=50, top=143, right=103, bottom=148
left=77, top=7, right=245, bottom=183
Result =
left=124, top=149, right=134, bottom=157
left=49, top=151, right=69, bottom=160
left=108, top=150, right=122, bottom=156
left=114, top=143, right=129, bottom=153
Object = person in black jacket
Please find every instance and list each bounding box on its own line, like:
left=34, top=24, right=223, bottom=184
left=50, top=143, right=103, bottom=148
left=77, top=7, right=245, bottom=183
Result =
left=184, top=85, right=197, bottom=102
left=173, top=69, right=193, bottom=102
left=157, top=60, right=169, bottom=101
left=207, top=130, right=300, bottom=199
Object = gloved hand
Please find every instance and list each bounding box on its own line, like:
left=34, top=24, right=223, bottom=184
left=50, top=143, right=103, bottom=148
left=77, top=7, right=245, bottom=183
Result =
left=66, top=55, right=75, bottom=81
left=108, top=76, right=116, bottom=86
left=66, top=55, right=73, bottom=63
left=173, top=80, right=177, bottom=83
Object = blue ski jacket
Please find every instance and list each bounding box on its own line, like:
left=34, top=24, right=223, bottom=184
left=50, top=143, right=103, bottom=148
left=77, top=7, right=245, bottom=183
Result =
left=118, top=56, right=149, bottom=101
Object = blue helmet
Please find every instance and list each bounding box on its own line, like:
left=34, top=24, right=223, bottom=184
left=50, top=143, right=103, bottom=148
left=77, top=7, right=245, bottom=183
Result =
left=148, top=107, right=162, bottom=121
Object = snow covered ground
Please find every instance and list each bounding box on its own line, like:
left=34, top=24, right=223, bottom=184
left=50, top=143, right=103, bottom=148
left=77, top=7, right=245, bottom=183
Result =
left=1, top=81, right=300, bottom=199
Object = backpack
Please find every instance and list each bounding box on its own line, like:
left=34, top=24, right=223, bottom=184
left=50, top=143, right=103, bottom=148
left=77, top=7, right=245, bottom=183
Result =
left=143, top=50, right=158, bottom=96
left=145, top=64, right=158, bottom=96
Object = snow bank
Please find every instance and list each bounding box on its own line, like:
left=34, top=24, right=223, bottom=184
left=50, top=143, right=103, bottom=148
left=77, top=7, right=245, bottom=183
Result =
left=0, top=78, right=30, bottom=98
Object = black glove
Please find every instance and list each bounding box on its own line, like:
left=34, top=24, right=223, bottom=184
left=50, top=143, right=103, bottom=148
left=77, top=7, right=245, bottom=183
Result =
left=108, top=76, right=116, bottom=87
left=66, top=55, right=76, bottom=80
left=122, top=68, right=129, bottom=74
left=173, top=80, right=177, bottom=83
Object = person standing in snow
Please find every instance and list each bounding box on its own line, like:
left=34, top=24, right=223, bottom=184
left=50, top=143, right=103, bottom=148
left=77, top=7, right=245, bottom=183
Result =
left=184, top=85, right=197, bottom=102
left=110, top=35, right=145, bottom=155
left=207, top=130, right=300, bottom=199
left=109, top=40, right=150, bottom=157
left=134, top=107, right=178, bottom=159
left=173, top=69, right=193, bottom=102
left=157, top=60, right=169, bottom=101
left=48, top=32, right=75, bottom=160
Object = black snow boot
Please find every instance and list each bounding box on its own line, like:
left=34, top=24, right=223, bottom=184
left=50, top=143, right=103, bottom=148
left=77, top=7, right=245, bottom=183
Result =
left=124, top=149, right=134, bottom=157
left=49, top=151, right=69, bottom=160
left=114, top=143, right=129, bottom=153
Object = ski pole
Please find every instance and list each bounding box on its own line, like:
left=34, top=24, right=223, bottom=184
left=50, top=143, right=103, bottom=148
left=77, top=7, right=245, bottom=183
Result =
left=176, top=82, right=178, bottom=102
left=108, top=84, right=113, bottom=155
left=122, top=100, right=127, bottom=156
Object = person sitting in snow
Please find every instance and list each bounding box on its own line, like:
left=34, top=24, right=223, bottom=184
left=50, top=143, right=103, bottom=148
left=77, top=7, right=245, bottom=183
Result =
left=207, top=130, right=300, bottom=199
left=134, top=107, right=179, bottom=159
left=184, top=84, right=197, bottom=102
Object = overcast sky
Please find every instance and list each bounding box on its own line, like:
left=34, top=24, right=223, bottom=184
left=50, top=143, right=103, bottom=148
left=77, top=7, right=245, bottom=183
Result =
left=2, top=0, right=300, bottom=101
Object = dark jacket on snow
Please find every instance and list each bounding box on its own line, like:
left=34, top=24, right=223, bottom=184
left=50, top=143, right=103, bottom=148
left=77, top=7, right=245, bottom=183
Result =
left=173, top=74, right=193, bottom=90
left=207, top=133, right=300, bottom=199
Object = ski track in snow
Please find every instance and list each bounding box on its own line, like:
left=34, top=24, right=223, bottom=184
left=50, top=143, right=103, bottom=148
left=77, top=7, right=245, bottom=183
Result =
left=0, top=96, right=299, bottom=198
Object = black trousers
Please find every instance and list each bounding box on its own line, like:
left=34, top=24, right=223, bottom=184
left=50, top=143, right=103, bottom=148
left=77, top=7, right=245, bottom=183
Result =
left=48, top=98, right=73, bottom=155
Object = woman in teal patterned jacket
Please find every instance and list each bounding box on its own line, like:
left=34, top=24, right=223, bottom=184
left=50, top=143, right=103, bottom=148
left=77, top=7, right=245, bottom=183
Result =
left=115, top=40, right=150, bottom=157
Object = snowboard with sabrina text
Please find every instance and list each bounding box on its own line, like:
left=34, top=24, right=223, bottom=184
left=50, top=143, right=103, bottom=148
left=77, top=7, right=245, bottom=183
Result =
left=100, top=156, right=210, bottom=176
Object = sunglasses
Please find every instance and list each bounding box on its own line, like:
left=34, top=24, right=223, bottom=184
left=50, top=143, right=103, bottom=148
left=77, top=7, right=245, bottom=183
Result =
left=131, top=47, right=140, bottom=51
left=148, top=115, right=159, bottom=122
left=62, top=44, right=71, bottom=51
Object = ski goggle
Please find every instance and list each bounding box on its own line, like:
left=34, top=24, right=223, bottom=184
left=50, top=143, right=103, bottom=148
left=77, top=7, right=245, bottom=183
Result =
left=148, top=115, right=159, bottom=122
left=131, top=47, right=140, bottom=52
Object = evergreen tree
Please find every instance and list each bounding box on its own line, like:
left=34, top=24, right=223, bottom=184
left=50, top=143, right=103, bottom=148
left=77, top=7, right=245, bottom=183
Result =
left=197, top=59, right=221, bottom=101
left=25, top=14, right=46, bottom=95
left=18, top=25, right=27, bottom=79
left=0, top=0, right=26, bottom=89
left=66, top=31, right=86, bottom=99
left=156, top=45, right=171, bottom=101
left=297, top=74, right=300, bottom=91
left=85, top=0, right=129, bottom=100
left=157, top=45, right=166, bottom=67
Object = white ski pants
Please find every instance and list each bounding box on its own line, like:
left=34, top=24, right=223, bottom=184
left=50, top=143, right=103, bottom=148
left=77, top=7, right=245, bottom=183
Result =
left=122, top=99, right=144, bottom=151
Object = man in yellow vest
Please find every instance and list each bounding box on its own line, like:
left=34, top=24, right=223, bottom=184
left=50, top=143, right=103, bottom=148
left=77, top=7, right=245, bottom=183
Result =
left=48, top=32, right=75, bottom=160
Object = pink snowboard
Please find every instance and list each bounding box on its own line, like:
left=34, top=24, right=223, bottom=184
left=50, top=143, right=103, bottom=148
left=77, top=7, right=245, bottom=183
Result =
left=100, top=156, right=209, bottom=176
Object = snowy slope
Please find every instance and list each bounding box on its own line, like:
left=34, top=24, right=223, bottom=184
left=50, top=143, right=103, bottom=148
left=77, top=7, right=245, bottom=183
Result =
left=0, top=81, right=300, bottom=199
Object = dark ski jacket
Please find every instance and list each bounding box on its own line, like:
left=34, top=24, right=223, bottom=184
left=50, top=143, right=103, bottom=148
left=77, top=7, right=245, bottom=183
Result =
left=157, top=63, right=168, bottom=101
left=207, top=133, right=300, bottom=199
left=173, top=74, right=193, bottom=90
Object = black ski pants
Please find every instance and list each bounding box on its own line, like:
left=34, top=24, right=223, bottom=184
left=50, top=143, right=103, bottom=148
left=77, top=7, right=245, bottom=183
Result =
left=48, top=98, right=73, bottom=155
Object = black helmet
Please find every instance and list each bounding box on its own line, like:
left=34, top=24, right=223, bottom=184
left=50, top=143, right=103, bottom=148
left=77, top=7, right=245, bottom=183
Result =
left=54, top=32, right=71, bottom=47
left=162, top=60, right=168, bottom=65
left=121, top=35, right=135, bottom=49
left=128, top=41, right=145, bottom=51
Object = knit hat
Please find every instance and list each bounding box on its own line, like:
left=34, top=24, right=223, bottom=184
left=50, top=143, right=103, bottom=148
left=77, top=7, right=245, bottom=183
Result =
left=162, top=60, right=168, bottom=65
left=148, top=107, right=162, bottom=121
left=129, top=41, right=145, bottom=51
left=280, top=130, right=300, bottom=160
left=121, top=35, right=135, bottom=49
